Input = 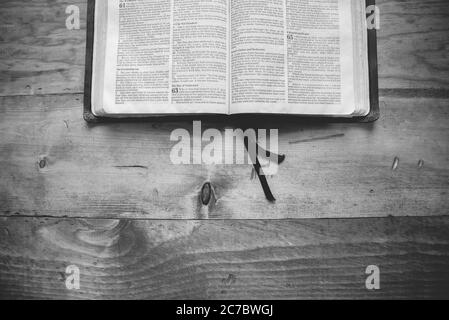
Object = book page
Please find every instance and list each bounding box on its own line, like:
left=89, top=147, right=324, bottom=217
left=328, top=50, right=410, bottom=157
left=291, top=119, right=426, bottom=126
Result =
left=230, top=0, right=357, bottom=115
left=94, top=0, right=229, bottom=115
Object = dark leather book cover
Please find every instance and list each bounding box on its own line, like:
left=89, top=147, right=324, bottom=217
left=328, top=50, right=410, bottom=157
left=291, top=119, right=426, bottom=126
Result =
left=361, top=0, right=380, bottom=123
left=84, top=0, right=379, bottom=123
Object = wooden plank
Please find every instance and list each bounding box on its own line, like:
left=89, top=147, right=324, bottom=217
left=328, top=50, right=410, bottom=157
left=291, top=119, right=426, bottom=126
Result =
left=0, top=0, right=449, bottom=96
left=0, top=216, right=448, bottom=299
left=377, top=0, right=449, bottom=89
left=0, top=0, right=87, bottom=96
left=1, top=94, right=448, bottom=219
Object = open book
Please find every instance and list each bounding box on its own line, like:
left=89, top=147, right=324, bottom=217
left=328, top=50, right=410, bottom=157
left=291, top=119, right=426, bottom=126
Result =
left=86, top=0, right=378, bottom=120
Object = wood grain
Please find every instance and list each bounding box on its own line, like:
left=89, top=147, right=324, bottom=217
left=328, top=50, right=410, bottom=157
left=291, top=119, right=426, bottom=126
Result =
left=0, top=93, right=447, bottom=219
left=377, top=0, right=449, bottom=89
left=0, top=0, right=87, bottom=96
left=0, top=216, right=448, bottom=299
left=1, top=0, right=449, bottom=96
left=0, top=0, right=449, bottom=300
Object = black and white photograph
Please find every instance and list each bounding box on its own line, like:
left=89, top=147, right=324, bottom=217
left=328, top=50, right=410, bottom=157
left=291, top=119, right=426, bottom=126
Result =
left=0, top=0, right=448, bottom=305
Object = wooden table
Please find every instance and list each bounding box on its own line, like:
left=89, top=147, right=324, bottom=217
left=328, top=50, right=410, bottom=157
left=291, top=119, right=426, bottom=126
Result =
left=0, top=0, right=448, bottom=299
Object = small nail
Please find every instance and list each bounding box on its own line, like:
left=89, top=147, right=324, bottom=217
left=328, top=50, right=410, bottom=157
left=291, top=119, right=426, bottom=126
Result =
left=392, top=157, right=399, bottom=171
left=418, top=159, right=424, bottom=169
